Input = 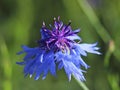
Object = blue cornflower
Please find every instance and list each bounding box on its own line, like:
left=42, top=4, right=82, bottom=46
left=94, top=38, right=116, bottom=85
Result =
left=17, top=16, right=101, bottom=81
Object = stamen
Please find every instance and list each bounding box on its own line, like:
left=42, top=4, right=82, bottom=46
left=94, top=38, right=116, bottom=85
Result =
left=42, top=21, right=45, bottom=26
left=64, top=20, right=71, bottom=30
left=58, top=16, right=60, bottom=21
left=54, top=17, right=56, bottom=21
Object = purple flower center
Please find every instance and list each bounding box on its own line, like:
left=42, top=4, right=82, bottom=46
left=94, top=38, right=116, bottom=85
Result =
left=38, top=17, right=79, bottom=52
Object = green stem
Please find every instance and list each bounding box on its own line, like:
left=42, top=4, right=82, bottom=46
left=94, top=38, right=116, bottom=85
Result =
left=73, top=75, right=89, bottom=90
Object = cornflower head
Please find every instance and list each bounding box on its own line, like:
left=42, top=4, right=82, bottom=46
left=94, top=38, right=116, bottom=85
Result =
left=17, top=16, right=101, bottom=81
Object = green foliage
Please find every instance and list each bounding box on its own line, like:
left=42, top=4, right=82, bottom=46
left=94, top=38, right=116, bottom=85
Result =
left=0, top=0, right=120, bottom=90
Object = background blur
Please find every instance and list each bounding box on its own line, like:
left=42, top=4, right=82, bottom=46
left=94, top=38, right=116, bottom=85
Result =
left=0, top=0, right=120, bottom=90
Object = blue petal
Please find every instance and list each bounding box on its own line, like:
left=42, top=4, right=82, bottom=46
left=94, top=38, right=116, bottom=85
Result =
left=55, top=51, right=88, bottom=81
left=62, top=60, right=86, bottom=81
left=57, top=50, right=89, bottom=69
left=28, top=61, right=39, bottom=78
left=58, top=61, right=64, bottom=70
left=34, top=50, right=56, bottom=80
left=73, top=29, right=80, bottom=33
left=42, top=69, right=49, bottom=80
left=65, top=34, right=81, bottom=40
left=50, top=61, right=56, bottom=76
left=78, top=42, right=101, bottom=55
left=63, top=63, right=72, bottom=81
left=34, top=65, right=42, bottom=80
left=17, top=45, right=32, bottom=55
left=23, top=59, right=36, bottom=76
left=73, top=44, right=87, bottom=56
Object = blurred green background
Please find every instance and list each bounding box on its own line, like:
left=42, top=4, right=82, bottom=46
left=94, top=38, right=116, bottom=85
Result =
left=0, top=0, right=120, bottom=90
